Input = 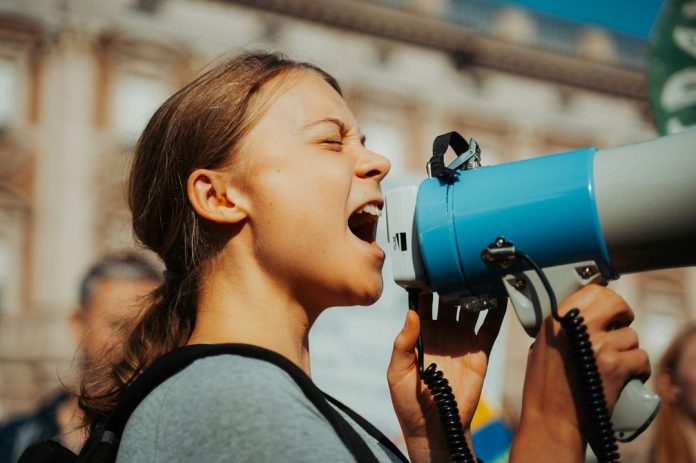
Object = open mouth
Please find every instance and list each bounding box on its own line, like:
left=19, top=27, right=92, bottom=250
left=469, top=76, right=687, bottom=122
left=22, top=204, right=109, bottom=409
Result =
left=348, top=202, right=382, bottom=244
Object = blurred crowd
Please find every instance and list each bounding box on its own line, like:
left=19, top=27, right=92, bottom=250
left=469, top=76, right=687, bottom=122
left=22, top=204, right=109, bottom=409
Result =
left=0, top=254, right=161, bottom=462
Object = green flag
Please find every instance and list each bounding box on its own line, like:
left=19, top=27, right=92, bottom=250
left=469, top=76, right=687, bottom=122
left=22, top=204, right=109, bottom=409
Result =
left=648, top=0, right=696, bottom=135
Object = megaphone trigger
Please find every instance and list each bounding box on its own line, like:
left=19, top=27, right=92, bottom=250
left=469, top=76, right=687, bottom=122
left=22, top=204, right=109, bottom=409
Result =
left=500, top=259, right=605, bottom=337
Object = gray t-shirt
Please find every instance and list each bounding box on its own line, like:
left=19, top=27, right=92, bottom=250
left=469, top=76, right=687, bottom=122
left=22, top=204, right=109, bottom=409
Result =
left=117, top=355, right=403, bottom=462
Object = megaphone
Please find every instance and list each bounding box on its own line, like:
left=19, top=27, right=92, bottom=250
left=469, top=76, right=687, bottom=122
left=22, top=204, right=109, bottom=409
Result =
left=385, top=128, right=696, bottom=449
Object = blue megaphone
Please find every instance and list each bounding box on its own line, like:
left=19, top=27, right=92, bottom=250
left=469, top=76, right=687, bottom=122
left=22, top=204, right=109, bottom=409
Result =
left=385, top=127, right=696, bottom=444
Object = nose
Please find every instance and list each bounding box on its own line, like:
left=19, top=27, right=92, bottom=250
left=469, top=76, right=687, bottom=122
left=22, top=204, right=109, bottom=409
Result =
left=355, top=147, right=391, bottom=182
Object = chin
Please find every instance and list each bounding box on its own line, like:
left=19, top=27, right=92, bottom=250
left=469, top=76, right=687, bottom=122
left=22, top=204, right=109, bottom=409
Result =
left=326, top=272, right=384, bottom=307
left=353, top=279, right=384, bottom=306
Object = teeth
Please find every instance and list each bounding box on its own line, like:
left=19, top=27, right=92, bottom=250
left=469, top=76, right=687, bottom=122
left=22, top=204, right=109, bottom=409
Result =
left=356, top=203, right=382, bottom=217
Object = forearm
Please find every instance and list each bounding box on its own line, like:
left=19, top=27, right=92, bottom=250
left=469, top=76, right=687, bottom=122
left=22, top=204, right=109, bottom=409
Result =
left=404, top=430, right=476, bottom=463
left=510, top=411, right=586, bottom=463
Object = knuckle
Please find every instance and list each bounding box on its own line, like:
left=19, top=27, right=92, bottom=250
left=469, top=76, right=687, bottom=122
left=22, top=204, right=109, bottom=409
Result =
left=607, top=293, right=624, bottom=313
left=608, top=291, right=633, bottom=316
left=569, top=284, right=605, bottom=312
left=628, top=328, right=640, bottom=347
left=596, top=350, right=621, bottom=376
left=590, top=332, right=606, bottom=350
left=634, top=349, right=651, bottom=379
left=582, top=283, right=606, bottom=300
left=625, top=305, right=636, bottom=323
left=392, top=336, right=407, bottom=352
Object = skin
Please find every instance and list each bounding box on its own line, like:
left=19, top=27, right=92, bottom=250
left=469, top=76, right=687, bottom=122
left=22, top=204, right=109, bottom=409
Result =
left=62, top=277, right=159, bottom=451
left=510, top=284, right=650, bottom=462
left=72, top=279, right=160, bottom=367
left=658, top=334, right=696, bottom=460
left=388, top=294, right=506, bottom=462
left=184, top=70, right=651, bottom=462
left=186, top=70, right=389, bottom=373
left=389, top=284, right=650, bottom=463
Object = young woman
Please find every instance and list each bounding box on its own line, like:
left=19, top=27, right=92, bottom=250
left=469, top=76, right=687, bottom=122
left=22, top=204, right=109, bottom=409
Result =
left=653, top=324, right=696, bottom=463
left=80, top=52, right=650, bottom=462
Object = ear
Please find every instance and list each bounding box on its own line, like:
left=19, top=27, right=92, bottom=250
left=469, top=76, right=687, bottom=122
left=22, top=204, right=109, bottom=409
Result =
left=187, top=169, right=249, bottom=224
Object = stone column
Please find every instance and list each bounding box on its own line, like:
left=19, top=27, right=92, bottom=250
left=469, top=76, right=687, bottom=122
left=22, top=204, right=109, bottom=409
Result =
left=29, top=29, right=98, bottom=327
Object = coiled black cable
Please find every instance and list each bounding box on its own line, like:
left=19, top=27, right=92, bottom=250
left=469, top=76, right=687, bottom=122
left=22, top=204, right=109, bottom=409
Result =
left=514, top=251, right=620, bottom=463
left=407, top=289, right=477, bottom=463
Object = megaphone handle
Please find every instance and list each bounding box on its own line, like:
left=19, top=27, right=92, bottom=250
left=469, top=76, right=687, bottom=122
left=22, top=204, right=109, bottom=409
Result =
left=503, top=260, right=604, bottom=336
left=503, top=262, right=661, bottom=442
left=486, top=242, right=661, bottom=460
left=612, top=379, right=661, bottom=442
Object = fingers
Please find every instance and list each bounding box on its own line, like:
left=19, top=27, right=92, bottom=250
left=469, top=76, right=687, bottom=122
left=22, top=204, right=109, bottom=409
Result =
left=561, top=284, right=635, bottom=331
left=388, top=310, right=420, bottom=385
left=596, top=347, right=651, bottom=387
left=585, top=290, right=634, bottom=331
left=624, top=349, right=652, bottom=382
left=620, top=348, right=651, bottom=382
left=592, top=327, right=639, bottom=354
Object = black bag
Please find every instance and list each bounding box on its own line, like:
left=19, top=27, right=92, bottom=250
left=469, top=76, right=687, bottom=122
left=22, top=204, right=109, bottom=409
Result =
left=18, top=343, right=407, bottom=463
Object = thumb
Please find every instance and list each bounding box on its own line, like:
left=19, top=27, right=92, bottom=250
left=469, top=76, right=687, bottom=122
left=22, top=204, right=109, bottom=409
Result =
left=388, top=310, right=421, bottom=377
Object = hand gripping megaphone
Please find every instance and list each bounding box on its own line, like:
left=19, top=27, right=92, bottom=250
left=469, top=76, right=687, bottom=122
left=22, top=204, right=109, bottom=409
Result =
left=385, top=128, right=696, bottom=455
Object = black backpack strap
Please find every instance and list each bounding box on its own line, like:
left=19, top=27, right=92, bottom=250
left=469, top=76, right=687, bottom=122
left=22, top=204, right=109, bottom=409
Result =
left=18, top=440, right=77, bottom=463
left=88, top=344, right=381, bottom=463
left=325, top=394, right=409, bottom=463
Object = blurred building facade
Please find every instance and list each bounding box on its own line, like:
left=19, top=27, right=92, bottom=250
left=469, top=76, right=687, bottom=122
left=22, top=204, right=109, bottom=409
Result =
left=0, top=0, right=692, bottom=459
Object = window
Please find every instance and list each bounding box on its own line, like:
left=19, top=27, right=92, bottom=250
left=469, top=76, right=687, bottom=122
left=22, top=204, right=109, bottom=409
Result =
left=112, top=73, right=171, bottom=145
left=0, top=237, right=8, bottom=313
left=0, top=207, right=26, bottom=315
left=0, top=58, right=19, bottom=130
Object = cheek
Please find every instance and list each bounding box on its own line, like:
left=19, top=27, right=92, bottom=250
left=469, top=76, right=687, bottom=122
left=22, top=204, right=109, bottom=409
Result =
left=252, top=171, right=348, bottom=262
left=248, top=161, right=383, bottom=304
left=256, top=164, right=349, bottom=231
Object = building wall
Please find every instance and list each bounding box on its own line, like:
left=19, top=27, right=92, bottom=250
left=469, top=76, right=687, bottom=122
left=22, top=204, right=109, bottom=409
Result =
left=0, top=0, right=692, bottom=459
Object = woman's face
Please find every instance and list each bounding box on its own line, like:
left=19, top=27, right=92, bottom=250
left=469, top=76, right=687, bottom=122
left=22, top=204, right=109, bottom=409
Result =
left=238, top=70, right=391, bottom=311
left=674, top=334, right=696, bottom=417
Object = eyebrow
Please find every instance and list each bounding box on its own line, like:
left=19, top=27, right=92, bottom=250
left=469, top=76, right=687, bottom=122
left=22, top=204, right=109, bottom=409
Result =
left=303, top=117, right=366, bottom=146
left=304, top=117, right=346, bottom=132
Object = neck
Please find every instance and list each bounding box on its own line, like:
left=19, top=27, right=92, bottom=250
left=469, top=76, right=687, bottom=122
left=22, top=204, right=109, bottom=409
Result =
left=187, top=254, right=317, bottom=376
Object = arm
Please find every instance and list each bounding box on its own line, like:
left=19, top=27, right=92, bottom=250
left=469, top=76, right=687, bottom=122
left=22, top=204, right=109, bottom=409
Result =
left=387, top=292, right=506, bottom=463
left=511, top=284, right=651, bottom=462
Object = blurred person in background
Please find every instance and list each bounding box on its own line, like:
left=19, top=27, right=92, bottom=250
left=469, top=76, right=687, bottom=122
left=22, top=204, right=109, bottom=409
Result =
left=0, top=253, right=161, bottom=463
left=74, top=51, right=649, bottom=463
left=653, top=323, right=696, bottom=463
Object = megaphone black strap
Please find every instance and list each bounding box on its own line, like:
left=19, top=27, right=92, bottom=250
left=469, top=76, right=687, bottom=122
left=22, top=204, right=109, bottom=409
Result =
left=430, top=131, right=470, bottom=179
